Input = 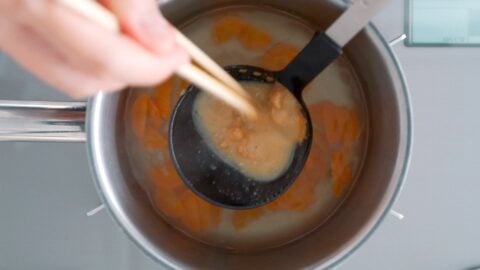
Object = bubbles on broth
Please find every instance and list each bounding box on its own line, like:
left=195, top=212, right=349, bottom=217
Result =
left=124, top=6, right=367, bottom=251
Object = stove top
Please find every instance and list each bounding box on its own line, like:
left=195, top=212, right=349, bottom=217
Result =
left=1, top=1, right=479, bottom=269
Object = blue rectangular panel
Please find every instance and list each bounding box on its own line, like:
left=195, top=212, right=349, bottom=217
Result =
left=407, top=0, right=480, bottom=46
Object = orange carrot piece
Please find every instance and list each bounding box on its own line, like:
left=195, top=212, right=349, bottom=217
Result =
left=130, top=93, right=150, bottom=139
left=260, top=43, right=300, bottom=70
left=179, top=191, right=222, bottom=232
left=238, top=25, right=272, bottom=50
left=143, top=129, right=168, bottom=150
left=212, top=15, right=271, bottom=49
left=131, top=97, right=167, bottom=151
left=212, top=16, right=248, bottom=44
left=150, top=164, right=186, bottom=196
left=180, top=194, right=202, bottom=231
left=148, top=99, right=163, bottom=129
left=306, top=103, right=325, bottom=130
left=343, top=111, right=361, bottom=146
left=331, top=147, right=353, bottom=197
left=332, top=163, right=352, bottom=197
left=154, top=193, right=184, bottom=220
left=331, top=147, right=348, bottom=173
left=150, top=160, right=222, bottom=233
left=266, top=164, right=319, bottom=212
left=232, top=208, right=266, bottom=230
left=153, top=79, right=173, bottom=120
left=308, top=101, right=361, bottom=147
left=265, top=127, right=329, bottom=212
left=178, top=79, right=190, bottom=90
left=268, top=172, right=318, bottom=212
left=150, top=165, right=187, bottom=219
left=320, top=102, right=345, bottom=146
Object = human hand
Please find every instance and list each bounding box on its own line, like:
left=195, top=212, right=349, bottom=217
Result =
left=0, top=0, right=189, bottom=98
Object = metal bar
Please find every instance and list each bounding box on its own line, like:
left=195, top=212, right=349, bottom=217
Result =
left=0, top=100, right=87, bottom=142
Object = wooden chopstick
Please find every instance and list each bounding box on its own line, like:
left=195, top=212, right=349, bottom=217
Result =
left=173, top=32, right=249, bottom=98
left=56, top=0, right=257, bottom=118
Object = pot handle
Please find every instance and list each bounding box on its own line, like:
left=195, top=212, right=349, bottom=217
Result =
left=0, top=100, right=87, bottom=142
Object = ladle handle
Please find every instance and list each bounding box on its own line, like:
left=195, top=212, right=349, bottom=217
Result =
left=276, top=32, right=342, bottom=96
left=278, top=0, right=391, bottom=96
left=0, top=100, right=86, bottom=142
left=326, top=0, right=391, bottom=47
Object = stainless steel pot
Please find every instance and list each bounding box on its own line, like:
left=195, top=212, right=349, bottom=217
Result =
left=0, top=0, right=412, bottom=269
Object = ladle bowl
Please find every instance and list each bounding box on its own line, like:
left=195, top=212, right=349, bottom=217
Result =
left=169, top=65, right=313, bottom=208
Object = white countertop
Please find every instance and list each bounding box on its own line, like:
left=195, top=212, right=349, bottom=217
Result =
left=1, top=1, right=479, bottom=269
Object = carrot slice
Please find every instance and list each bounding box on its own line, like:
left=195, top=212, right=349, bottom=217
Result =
left=320, top=102, right=345, bottom=146
left=309, top=101, right=361, bottom=147
left=179, top=191, right=222, bottom=232
left=266, top=165, right=318, bottom=212
left=148, top=99, right=163, bottom=129
left=264, top=127, right=329, bottom=212
left=150, top=165, right=187, bottom=219
left=309, top=102, right=359, bottom=197
left=260, top=43, right=300, bottom=70
left=331, top=147, right=353, bottom=197
left=143, top=129, right=168, bottom=150
left=343, top=111, right=361, bottom=146
left=267, top=169, right=319, bottom=212
left=232, top=208, right=266, bottom=230
left=212, top=16, right=248, bottom=44
left=238, top=25, right=272, bottom=50
left=212, top=15, right=271, bottom=50
left=304, top=133, right=329, bottom=179
left=152, top=79, right=173, bottom=120
left=332, top=163, right=352, bottom=197
left=180, top=193, right=202, bottom=231
left=150, top=160, right=222, bottom=233
left=150, top=164, right=186, bottom=196
left=178, top=79, right=190, bottom=90
left=131, top=97, right=167, bottom=150
left=331, top=147, right=349, bottom=174
left=131, top=93, right=150, bottom=139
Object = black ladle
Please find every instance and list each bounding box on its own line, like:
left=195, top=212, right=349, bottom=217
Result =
left=169, top=0, right=389, bottom=209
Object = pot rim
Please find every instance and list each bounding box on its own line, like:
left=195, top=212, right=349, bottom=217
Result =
left=86, top=21, right=412, bottom=270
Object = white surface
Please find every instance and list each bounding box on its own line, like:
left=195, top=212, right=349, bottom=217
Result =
left=1, top=0, right=480, bottom=269
left=342, top=0, right=480, bottom=269
left=409, top=0, right=480, bottom=44
left=326, top=0, right=390, bottom=46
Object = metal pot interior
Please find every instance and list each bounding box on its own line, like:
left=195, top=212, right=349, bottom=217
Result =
left=87, top=0, right=411, bottom=269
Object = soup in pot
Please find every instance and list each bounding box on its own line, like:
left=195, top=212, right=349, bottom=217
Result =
left=125, top=6, right=366, bottom=251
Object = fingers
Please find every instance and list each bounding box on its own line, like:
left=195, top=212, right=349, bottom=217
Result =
left=0, top=20, right=125, bottom=98
left=0, top=0, right=189, bottom=97
left=99, top=0, right=176, bottom=53
left=20, top=0, right=188, bottom=87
